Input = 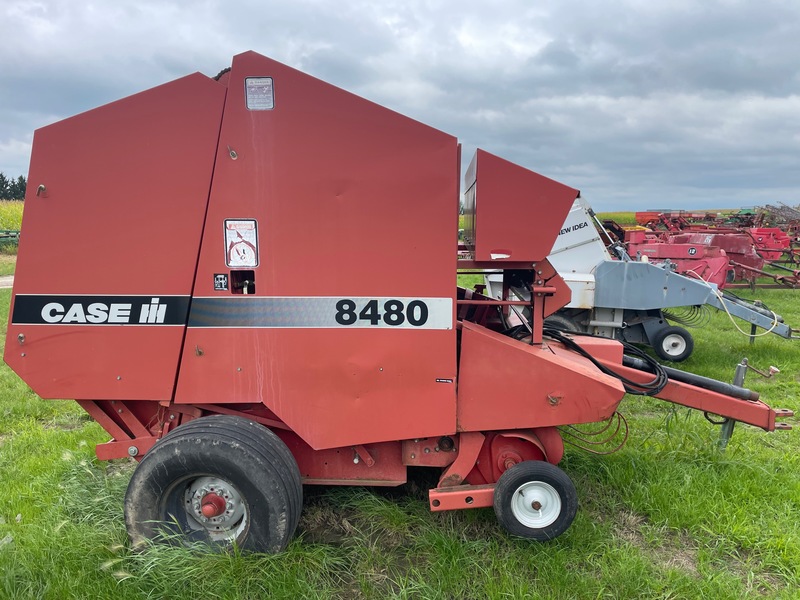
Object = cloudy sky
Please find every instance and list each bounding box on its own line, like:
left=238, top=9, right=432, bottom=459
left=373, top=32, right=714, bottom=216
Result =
left=3, top=0, right=800, bottom=210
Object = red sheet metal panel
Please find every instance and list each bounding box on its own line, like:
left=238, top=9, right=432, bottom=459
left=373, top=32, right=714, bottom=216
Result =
left=175, top=52, right=459, bottom=450
left=5, top=74, right=226, bottom=400
left=275, top=432, right=407, bottom=486
left=456, top=322, right=625, bottom=432
left=463, top=150, right=578, bottom=263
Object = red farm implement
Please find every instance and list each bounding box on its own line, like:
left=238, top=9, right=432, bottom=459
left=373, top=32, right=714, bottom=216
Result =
left=4, top=52, right=794, bottom=552
left=625, top=210, right=800, bottom=288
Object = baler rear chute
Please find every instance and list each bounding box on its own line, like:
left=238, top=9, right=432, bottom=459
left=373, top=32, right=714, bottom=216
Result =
left=4, top=51, right=794, bottom=553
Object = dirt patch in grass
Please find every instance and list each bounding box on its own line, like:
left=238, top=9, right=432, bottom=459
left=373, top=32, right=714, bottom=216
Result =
left=719, top=547, right=785, bottom=596
left=39, top=414, right=94, bottom=431
left=298, top=499, right=361, bottom=546
left=298, top=492, right=413, bottom=549
left=105, top=458, right=136, bottom=478
left=612, top=509, right=700, bottom=577
left=611, top=509, right=785, bottom=594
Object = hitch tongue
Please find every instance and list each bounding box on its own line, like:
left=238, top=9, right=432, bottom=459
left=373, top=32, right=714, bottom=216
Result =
left=774, top=408, right=795, bottom=431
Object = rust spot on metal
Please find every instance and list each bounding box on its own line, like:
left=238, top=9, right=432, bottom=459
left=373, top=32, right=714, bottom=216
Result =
left=438, top=473, right=464, bottom=488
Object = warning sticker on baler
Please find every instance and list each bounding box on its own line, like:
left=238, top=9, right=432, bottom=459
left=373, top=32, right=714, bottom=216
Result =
left=245, top=77, right=274, bottom=110
left=225, top=219, right=259, bottom=268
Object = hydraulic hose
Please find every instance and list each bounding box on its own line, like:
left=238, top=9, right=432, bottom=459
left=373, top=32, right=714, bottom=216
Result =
left=544, top=328, right=669, bottom=396
left=622, top=355, right=759, bottom=401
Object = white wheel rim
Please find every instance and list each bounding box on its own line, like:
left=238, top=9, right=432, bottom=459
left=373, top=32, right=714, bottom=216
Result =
left=662, top=333, right=687, bottom=356
left=184, top=476, right=248, bottom=542
left=510, top=480, right=561, bottom=528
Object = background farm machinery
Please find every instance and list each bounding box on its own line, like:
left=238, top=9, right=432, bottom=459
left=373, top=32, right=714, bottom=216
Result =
left=602, top=208, right=800, bottom=288
left=4, top=51, right=795, bottom=553
left=485, top=198, right=798, bottom=362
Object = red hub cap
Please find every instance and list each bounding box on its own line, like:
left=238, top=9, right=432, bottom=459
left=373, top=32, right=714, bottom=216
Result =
left=200, top=492, right=227, bottom=518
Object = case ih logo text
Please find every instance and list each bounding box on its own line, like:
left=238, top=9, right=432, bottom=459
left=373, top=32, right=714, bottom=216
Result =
left=41, top=298, right=166, bottom=324
left=11, top=295, right=191, bottom=326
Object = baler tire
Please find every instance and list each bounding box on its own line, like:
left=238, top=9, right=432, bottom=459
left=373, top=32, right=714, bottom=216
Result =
left=124, top=415, right=302, bottom=553
left=493, top=461, right=577, bottom=541
left=159, top=416, right=303, bottom=531
left=544, top=314, right=580, bottom=332
left=652, top=325, right=694, bottom=362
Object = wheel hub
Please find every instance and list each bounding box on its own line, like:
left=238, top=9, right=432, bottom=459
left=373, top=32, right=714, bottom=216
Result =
left=662, top=333, right=687, bottom=355
left=511, top=480, right=561, bottom=528
left=200, top=492, right=227, bottom=518
left=184, top=477, right=246, bottom=538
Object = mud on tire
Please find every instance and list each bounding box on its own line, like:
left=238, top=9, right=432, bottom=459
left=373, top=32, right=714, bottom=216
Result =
left=124, top=415, right=302, bottom=553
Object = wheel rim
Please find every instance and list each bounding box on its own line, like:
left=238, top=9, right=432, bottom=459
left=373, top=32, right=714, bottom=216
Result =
left=182, top=476, right=248, bottom=542
left=510, top=480, right=561, bottom=528
left=661, top=333, right=687, bottom=356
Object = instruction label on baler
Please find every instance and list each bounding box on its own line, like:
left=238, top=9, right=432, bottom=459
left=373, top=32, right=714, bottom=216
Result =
left=245, top=77, right=274, bottom=110
left=224, top=219, right=259, bottom=268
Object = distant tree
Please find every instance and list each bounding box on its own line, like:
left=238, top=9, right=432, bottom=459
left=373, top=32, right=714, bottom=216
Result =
left=8, top=176, right=26, bottom=200
left=0, top=173, right=26, bottom=200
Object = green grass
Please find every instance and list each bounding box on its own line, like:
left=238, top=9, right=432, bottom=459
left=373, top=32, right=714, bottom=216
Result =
left=597, top=211, right=638, bottom=226
left=1, top=284, right=799, bottom=598
left=0, top=256, right=15, bottom=277
left=0, top=201, right=23, bottom=231
left=0, top=201, right=23, bottom=256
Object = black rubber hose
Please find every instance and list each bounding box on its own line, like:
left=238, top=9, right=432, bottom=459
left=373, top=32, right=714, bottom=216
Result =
left=544, top=328, right=669, bottom=396
left=622, top=356, right=759, bottom=401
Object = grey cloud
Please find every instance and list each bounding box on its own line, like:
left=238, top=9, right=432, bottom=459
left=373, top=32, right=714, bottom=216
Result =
left=2, top=0, right=800, bottom=210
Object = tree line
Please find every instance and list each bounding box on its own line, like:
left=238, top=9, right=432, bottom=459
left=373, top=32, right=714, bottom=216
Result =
left=0, top=173, right=27, bottom=200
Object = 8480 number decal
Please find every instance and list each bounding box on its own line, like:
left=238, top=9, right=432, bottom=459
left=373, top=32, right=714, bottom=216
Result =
left=335, top=299, right=429, bottom=327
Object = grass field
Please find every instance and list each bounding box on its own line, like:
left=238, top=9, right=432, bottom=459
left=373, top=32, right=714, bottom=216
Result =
left=0, top=256, right=16, bottom=277
left=596, top=211, right=637, bottom=226
left=0, top=202, right=23, bottom=257
left=1, top=269, right=799, bottom=598
left=0, top=201, right=23, bottom=231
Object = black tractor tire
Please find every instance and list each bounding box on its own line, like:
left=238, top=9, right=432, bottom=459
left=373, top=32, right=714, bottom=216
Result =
left=652, top=325, right=694, bottom=362
left=493, top=461, right=578, bottom=541
left=125, top=415, right=302, bottom=553
left=544, top=313, right=580, bottom=332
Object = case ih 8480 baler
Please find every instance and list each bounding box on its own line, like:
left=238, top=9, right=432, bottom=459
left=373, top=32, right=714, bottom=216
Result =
left=5, top=52, right=793, bottom=552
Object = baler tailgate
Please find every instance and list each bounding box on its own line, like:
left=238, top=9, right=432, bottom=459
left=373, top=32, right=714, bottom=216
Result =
left=5, top=74, right=226, bottom=401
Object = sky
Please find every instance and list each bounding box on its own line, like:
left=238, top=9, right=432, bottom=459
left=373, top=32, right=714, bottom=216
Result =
left=3, top=0, right=800, bottom=211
